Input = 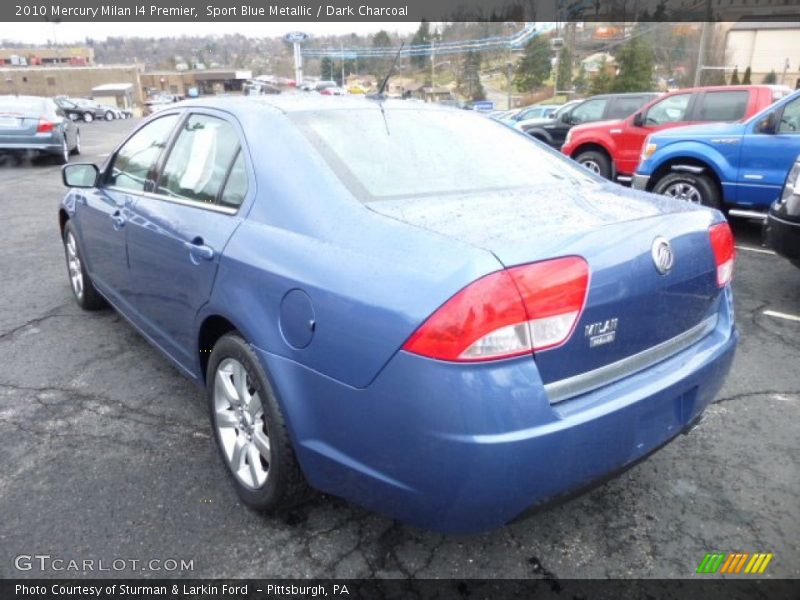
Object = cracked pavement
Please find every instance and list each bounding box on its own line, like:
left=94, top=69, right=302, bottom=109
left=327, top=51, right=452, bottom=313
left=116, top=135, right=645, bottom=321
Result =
left=0, top=119, right=797, bottom=580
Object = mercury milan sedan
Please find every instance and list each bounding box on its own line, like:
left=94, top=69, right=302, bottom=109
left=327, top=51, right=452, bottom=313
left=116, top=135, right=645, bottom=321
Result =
left=58, top=96, right=738, bottom=533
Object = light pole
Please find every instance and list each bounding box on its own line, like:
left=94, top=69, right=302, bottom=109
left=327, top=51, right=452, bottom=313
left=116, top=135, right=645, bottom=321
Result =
left=507, top=61, right=514, bottom=110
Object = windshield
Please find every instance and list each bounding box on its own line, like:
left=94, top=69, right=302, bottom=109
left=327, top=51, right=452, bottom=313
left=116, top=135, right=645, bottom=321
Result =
left=293, top=107, right=596, bottom=202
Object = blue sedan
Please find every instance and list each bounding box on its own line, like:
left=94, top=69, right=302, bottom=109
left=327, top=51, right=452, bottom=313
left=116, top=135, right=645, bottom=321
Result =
left=59, top=96, right=738, bottom=534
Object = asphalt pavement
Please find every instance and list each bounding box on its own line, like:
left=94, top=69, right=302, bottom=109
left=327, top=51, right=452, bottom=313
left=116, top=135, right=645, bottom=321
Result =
left=0, top=118, right=797, bottom=580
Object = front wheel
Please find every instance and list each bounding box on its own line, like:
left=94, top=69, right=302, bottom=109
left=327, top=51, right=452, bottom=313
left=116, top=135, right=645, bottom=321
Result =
left=104, top=110, right=115, bottom=121
left=208, top=334, right=312, bottom=512
left=54, top=137, right=70, bottom=165
left=62, top=221, right=106, bottom=310
left=652, top=172, right=721, bottom=209
left=574, top=150, right=612, bottom=179
left=82, top=112, right=94, bottom=123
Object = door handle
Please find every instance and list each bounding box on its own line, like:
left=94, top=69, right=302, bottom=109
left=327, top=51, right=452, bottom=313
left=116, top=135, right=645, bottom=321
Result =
left=183, top=238, right=215, bottom=261
left=109, top=211, right=126, bottom=229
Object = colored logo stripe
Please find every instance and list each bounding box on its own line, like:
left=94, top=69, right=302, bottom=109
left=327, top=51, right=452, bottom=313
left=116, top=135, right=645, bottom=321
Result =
left=697, top=552, right=773, bottom=574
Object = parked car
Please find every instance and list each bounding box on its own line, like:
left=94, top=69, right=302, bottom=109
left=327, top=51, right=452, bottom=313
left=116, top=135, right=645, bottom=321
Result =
left=633, top=89, right=800, bottom=211
left=0, top=95, right=80, bottom=164
left=319, top=86, right=346, bottom=96
left=499, top=104, right=559, bottom=125
left=763, top=154, right=800, bottom=268
left=58, top=97, right=737, bottom=534
left=515, top=99, right=582, bottom=133
left=563, top=85, right=791, bottom=182
left=522, top=93, right=659, bottom=150
left=73, top=98, right=121, bottom=122
left=54, top=96, right=97, bottom=123
left=314, top=80, right=337, bottom=92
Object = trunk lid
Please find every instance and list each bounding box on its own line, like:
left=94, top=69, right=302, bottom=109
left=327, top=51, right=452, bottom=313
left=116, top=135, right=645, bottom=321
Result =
left=370, top=182, right=722, bottom=386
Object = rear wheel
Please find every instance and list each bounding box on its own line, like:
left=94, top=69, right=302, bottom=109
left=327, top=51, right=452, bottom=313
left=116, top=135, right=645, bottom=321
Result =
left=71, top=131, right=81, bottom=156
left=653, top=172, right=721, bottom=209
left=63, top=221, right=106, bottom=310
left=54, top=137, right=69, bottom=165
left=575, top=150, right=612, bottom=179
left=82, top=112, right=94, bottom=123
left=208, top=333, right=312, bottom=512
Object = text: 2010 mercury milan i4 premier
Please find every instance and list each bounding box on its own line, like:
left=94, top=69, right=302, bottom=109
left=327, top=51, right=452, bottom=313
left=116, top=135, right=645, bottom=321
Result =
left=58, top=96, right=737, bottom=533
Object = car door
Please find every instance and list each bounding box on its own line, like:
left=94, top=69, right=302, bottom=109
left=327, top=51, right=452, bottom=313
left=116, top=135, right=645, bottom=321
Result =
left=616, top=92, right=696, bottom=175
left=76, top=113, right=180, bottom=305
left=736, top=94, right=800, bottom=207
left=124, top=111, right=250, bottom=369
left=550, top=97, right=608, bottom=147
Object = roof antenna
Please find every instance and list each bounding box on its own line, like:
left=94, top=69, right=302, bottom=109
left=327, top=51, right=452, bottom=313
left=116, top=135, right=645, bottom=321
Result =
left=368, top=42, right=404, bottom=101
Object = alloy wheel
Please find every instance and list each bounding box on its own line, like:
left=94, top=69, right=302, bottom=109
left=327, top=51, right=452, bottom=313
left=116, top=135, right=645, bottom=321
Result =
left=581, top=159, right=601, bottom=174
left=65, top=232, right=83, bottom=300
left=663, top=181, right=702, bottom=204
left=213, top=358, right=271, bottom=490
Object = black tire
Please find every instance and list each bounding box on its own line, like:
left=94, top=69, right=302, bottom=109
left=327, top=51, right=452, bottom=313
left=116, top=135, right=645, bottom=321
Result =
left=82, top=112, right=94, bottom=123
left=71, top=131, right=81, bottom=156
left=575, top=150, right=612, bottom=179
left=207, top=333, right=312, bottom=512
left=62, top=221, right=106, bottom=310
left=104, top=110, right=115, bottom=121
left=652, top=171, right=721, bottom=209
left=54, top=137, right=70, bottom=165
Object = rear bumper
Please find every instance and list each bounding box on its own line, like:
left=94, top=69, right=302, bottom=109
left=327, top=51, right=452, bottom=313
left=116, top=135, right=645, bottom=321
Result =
left=258, top=296, right=737, bottom=534
left=632, top=173, right=650, bottom=191
left=0, top=138, right=62, bottom=155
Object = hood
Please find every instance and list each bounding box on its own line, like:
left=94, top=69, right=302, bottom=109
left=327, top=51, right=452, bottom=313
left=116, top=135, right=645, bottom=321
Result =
left=650, top=121, right=746, bottom=143
left=368, top=181, right=706, bottom=266
left=570, top=118, right=625, bottom=133
left=517, top=116, right=557, bottom=129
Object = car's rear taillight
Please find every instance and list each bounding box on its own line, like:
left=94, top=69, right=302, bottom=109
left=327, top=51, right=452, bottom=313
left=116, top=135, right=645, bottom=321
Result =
left=36, top=117, right=54, bottom=133
left=709, top=222, right=735, bottom=287
left=402, top=256, right=589, bottom=362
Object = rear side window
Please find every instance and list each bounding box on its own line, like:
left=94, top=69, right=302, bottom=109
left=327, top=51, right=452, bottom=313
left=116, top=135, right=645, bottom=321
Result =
left=695, top=91, right=749, bottom=122
left=108, top=115, right=179, bottom=192
left=644, top=93, right=692, bottom=126
left=570, top=98, right=608, bottom=124
left=156, top=114, right=242, bottom=205
left=778, top=95, right=800, bottom=134
left=219, top=151, right=248, bottom=208
left=607, top=96, right=647, bottom=119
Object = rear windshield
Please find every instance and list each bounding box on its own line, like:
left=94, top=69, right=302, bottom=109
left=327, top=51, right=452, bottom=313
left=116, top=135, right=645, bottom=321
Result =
left=0, top=97, right=44, bottom=114
left=292, top=107, right=596, bottom=202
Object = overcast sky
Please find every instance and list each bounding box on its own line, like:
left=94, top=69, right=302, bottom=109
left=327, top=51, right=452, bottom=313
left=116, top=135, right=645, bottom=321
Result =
left=3, top=22, right=422, bottom=45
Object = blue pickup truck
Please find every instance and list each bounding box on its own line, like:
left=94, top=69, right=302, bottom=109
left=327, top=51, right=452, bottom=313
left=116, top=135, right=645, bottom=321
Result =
left=633, top=89, right=800, bottom=216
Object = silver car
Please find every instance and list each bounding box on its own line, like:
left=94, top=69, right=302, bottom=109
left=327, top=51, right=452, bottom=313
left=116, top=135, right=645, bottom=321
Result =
left=0, top=95, right=80, bottom=164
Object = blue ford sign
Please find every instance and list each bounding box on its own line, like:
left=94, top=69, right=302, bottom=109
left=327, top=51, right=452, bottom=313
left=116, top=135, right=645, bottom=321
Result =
left=284, top=31, right=310, bottom=43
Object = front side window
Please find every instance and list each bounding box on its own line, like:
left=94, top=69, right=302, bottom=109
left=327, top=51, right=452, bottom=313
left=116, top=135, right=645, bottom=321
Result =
left=778, top=96, right=800, bottom=133
left=695, top=91, right=749, bottom=122
left=607, top=96, right=647, bottom=119
left=156, top=114, right=242, bottom=205
left=645, top=94, right=691, bottom=126
left=570, top=98, right=608, bottom=124
left=108, top=114, right=179, bottom=192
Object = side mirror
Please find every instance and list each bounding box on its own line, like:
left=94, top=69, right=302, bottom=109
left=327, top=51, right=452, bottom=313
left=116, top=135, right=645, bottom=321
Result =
left=633, top=112, right=644, bottom=127
left=758, top=112, right=777, bottom=134
left=561, top=112, right=573, bottom=124
left=62, top=163, right=99, bottom=188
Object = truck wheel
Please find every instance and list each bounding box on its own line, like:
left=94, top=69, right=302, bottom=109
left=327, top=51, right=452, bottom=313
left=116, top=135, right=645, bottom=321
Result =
left=575, top=150, right=612, bottom=179
left=653, top=172, right=721, bottom=209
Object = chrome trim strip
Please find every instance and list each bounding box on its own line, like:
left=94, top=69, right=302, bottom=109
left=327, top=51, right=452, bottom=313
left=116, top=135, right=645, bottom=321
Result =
left=728, top=209, right=767, bottom=221
left=545, top=314, right=719, bottom=404
left=106, top=186, right=239, bottom=215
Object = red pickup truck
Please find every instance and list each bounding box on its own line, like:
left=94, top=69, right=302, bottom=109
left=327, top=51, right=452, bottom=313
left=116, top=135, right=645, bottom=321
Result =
left=561, top=85, right=792, bottom=182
